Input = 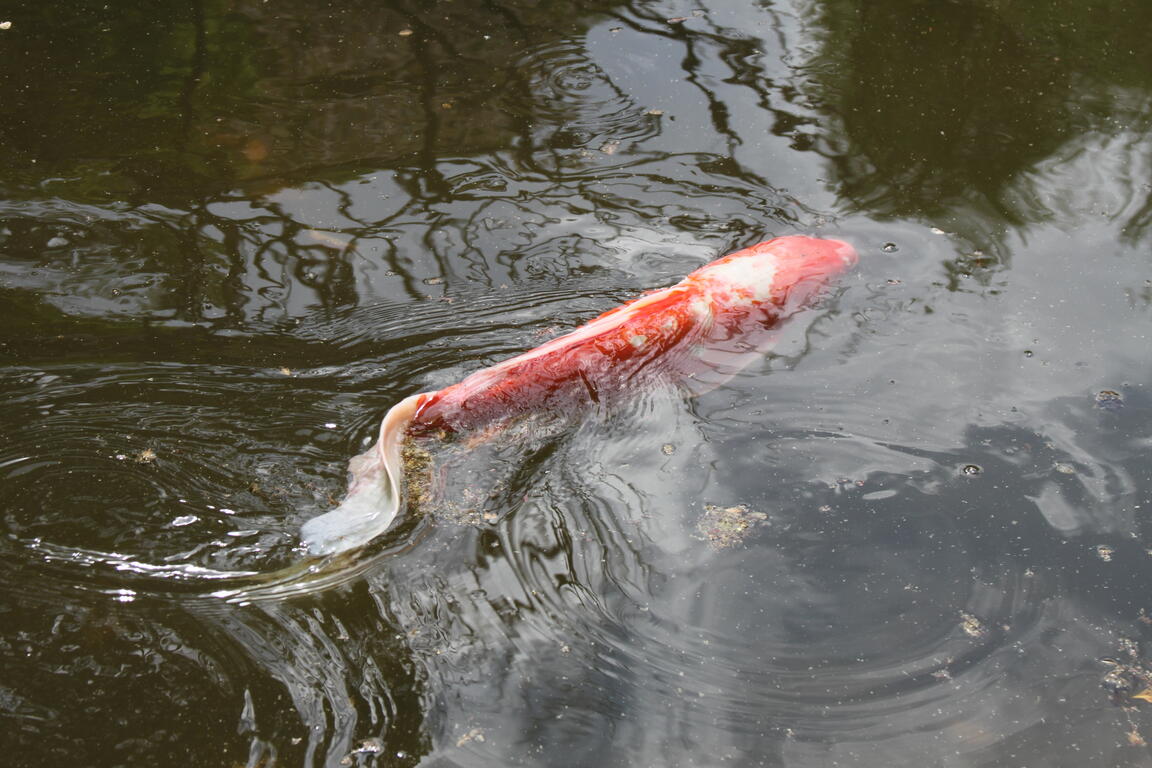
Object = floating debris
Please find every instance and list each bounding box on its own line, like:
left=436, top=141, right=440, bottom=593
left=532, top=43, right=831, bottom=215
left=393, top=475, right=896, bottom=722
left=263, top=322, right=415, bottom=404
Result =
left=398, top=28, right=413, bottom=37
left=134, top=448, right=157, bottom=464
left=1096, top=544, right=1115, bottom=562
left=661, top=443, right=676, bottom=455
left=697, top=504, right=767, bottom=549
left=401, top=440, right=435, bottom=515
left=647, top=109, right=665, bottom=116
left=278, top=367, right=292, bottom=376
left=599, top=140, right=621, bottom=155
left=1054, top=462, right=1075, bottom=474
left=1095, top=389, right=1124, bottom=412
left=339, top=737, right=384, bottom=765
left=1099, top=639, right=1152, bottom=710
left=959, top=611, right=988, bottom=638
left=0, top=21, right=11, bottom=30
left=456, top=727, right=486, bottom=747
left=433, top=493, right=504, bottom=528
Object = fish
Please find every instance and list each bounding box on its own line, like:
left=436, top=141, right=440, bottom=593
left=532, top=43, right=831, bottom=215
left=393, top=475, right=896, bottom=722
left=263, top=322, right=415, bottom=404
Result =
left=301, top=235, right=858, bottom=555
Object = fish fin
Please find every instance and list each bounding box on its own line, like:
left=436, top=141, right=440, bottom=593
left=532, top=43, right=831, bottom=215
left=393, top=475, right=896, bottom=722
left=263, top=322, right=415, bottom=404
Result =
left=300, top=392, right=431, bottom=555
left=674, top=327, right=780, bottom=397
left=675, top=347, right=764, bottom=396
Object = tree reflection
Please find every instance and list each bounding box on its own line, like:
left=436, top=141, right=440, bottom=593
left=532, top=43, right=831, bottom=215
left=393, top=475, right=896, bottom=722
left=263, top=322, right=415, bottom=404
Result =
left=4, top=0, right=1152, bottom=763
left=811, top=0, right=1152, bottom=228
left=827, top=0, right=1068, bottom=217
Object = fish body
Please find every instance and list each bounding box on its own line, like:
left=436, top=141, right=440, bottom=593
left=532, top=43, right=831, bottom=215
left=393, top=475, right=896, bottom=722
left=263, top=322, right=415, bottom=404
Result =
left=302, top=235, right=857, bottom=555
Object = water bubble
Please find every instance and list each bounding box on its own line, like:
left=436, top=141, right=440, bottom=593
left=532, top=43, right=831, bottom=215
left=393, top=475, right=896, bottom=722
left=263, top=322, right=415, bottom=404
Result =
left=961, top=464, right=983, bottom=476
left=881, top=242, right=898, bottom=253
left=1023, top=350, right=1034, bottom=358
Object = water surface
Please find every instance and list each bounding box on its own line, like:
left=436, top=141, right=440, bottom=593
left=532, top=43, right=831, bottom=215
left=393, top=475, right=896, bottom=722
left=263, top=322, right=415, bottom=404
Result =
left=2, top=0, right=1152, bottom=765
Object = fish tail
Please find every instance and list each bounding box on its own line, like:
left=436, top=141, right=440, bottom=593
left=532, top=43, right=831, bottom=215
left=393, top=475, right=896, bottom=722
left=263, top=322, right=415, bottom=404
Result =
left=300, top=392, right=431, bottom=556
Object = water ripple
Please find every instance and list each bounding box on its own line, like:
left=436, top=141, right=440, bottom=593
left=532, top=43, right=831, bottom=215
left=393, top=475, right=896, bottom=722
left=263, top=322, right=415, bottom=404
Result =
left=0, top=364, right=350, bottom=596
left=504, top=39, right=662, bottom=174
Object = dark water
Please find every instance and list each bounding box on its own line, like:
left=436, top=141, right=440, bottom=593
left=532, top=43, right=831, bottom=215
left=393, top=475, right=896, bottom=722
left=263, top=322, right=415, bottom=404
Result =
left=2, top=0, right=1152, bottom=765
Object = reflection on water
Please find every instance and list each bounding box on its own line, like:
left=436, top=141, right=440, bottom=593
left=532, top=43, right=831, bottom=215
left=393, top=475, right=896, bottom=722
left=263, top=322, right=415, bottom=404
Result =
left=2, top=0, right=1152, bottom=765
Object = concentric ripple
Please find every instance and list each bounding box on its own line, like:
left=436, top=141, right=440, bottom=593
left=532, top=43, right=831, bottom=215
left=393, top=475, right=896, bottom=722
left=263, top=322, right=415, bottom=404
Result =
left=373, top=376, right=1149, bottom=765
left=0, top=364, right=352, bottom=596
left=505, top=39, right=662, bottom=172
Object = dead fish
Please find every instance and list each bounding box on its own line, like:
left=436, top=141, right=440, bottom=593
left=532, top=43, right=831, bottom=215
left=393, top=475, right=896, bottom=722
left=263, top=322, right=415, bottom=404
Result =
left=301, top=235, right=858, bottom=555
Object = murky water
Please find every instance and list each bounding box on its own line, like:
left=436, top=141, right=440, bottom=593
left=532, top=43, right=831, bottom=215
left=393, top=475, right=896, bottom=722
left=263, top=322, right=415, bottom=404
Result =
left=2, top=0, right=1152, bottom=765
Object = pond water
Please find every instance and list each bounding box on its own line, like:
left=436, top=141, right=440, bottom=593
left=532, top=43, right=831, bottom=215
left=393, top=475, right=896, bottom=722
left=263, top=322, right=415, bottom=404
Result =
left=2, top=0, right=1152, bottom=765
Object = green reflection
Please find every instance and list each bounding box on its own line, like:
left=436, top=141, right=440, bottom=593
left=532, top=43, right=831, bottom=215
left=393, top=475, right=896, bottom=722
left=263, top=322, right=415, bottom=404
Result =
left=0, top=0, right=265, bottom=199
left=816, top=0, right=1152, bottom=219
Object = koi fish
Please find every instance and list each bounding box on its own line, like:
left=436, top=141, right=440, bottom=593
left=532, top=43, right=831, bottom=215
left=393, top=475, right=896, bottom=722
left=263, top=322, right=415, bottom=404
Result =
left=301, top=235, right=857, bottom=555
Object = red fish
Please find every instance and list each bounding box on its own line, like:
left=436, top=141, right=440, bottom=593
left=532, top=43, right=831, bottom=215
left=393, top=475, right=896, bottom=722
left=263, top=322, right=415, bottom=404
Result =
left=302, top=235, right=857, bottom=555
